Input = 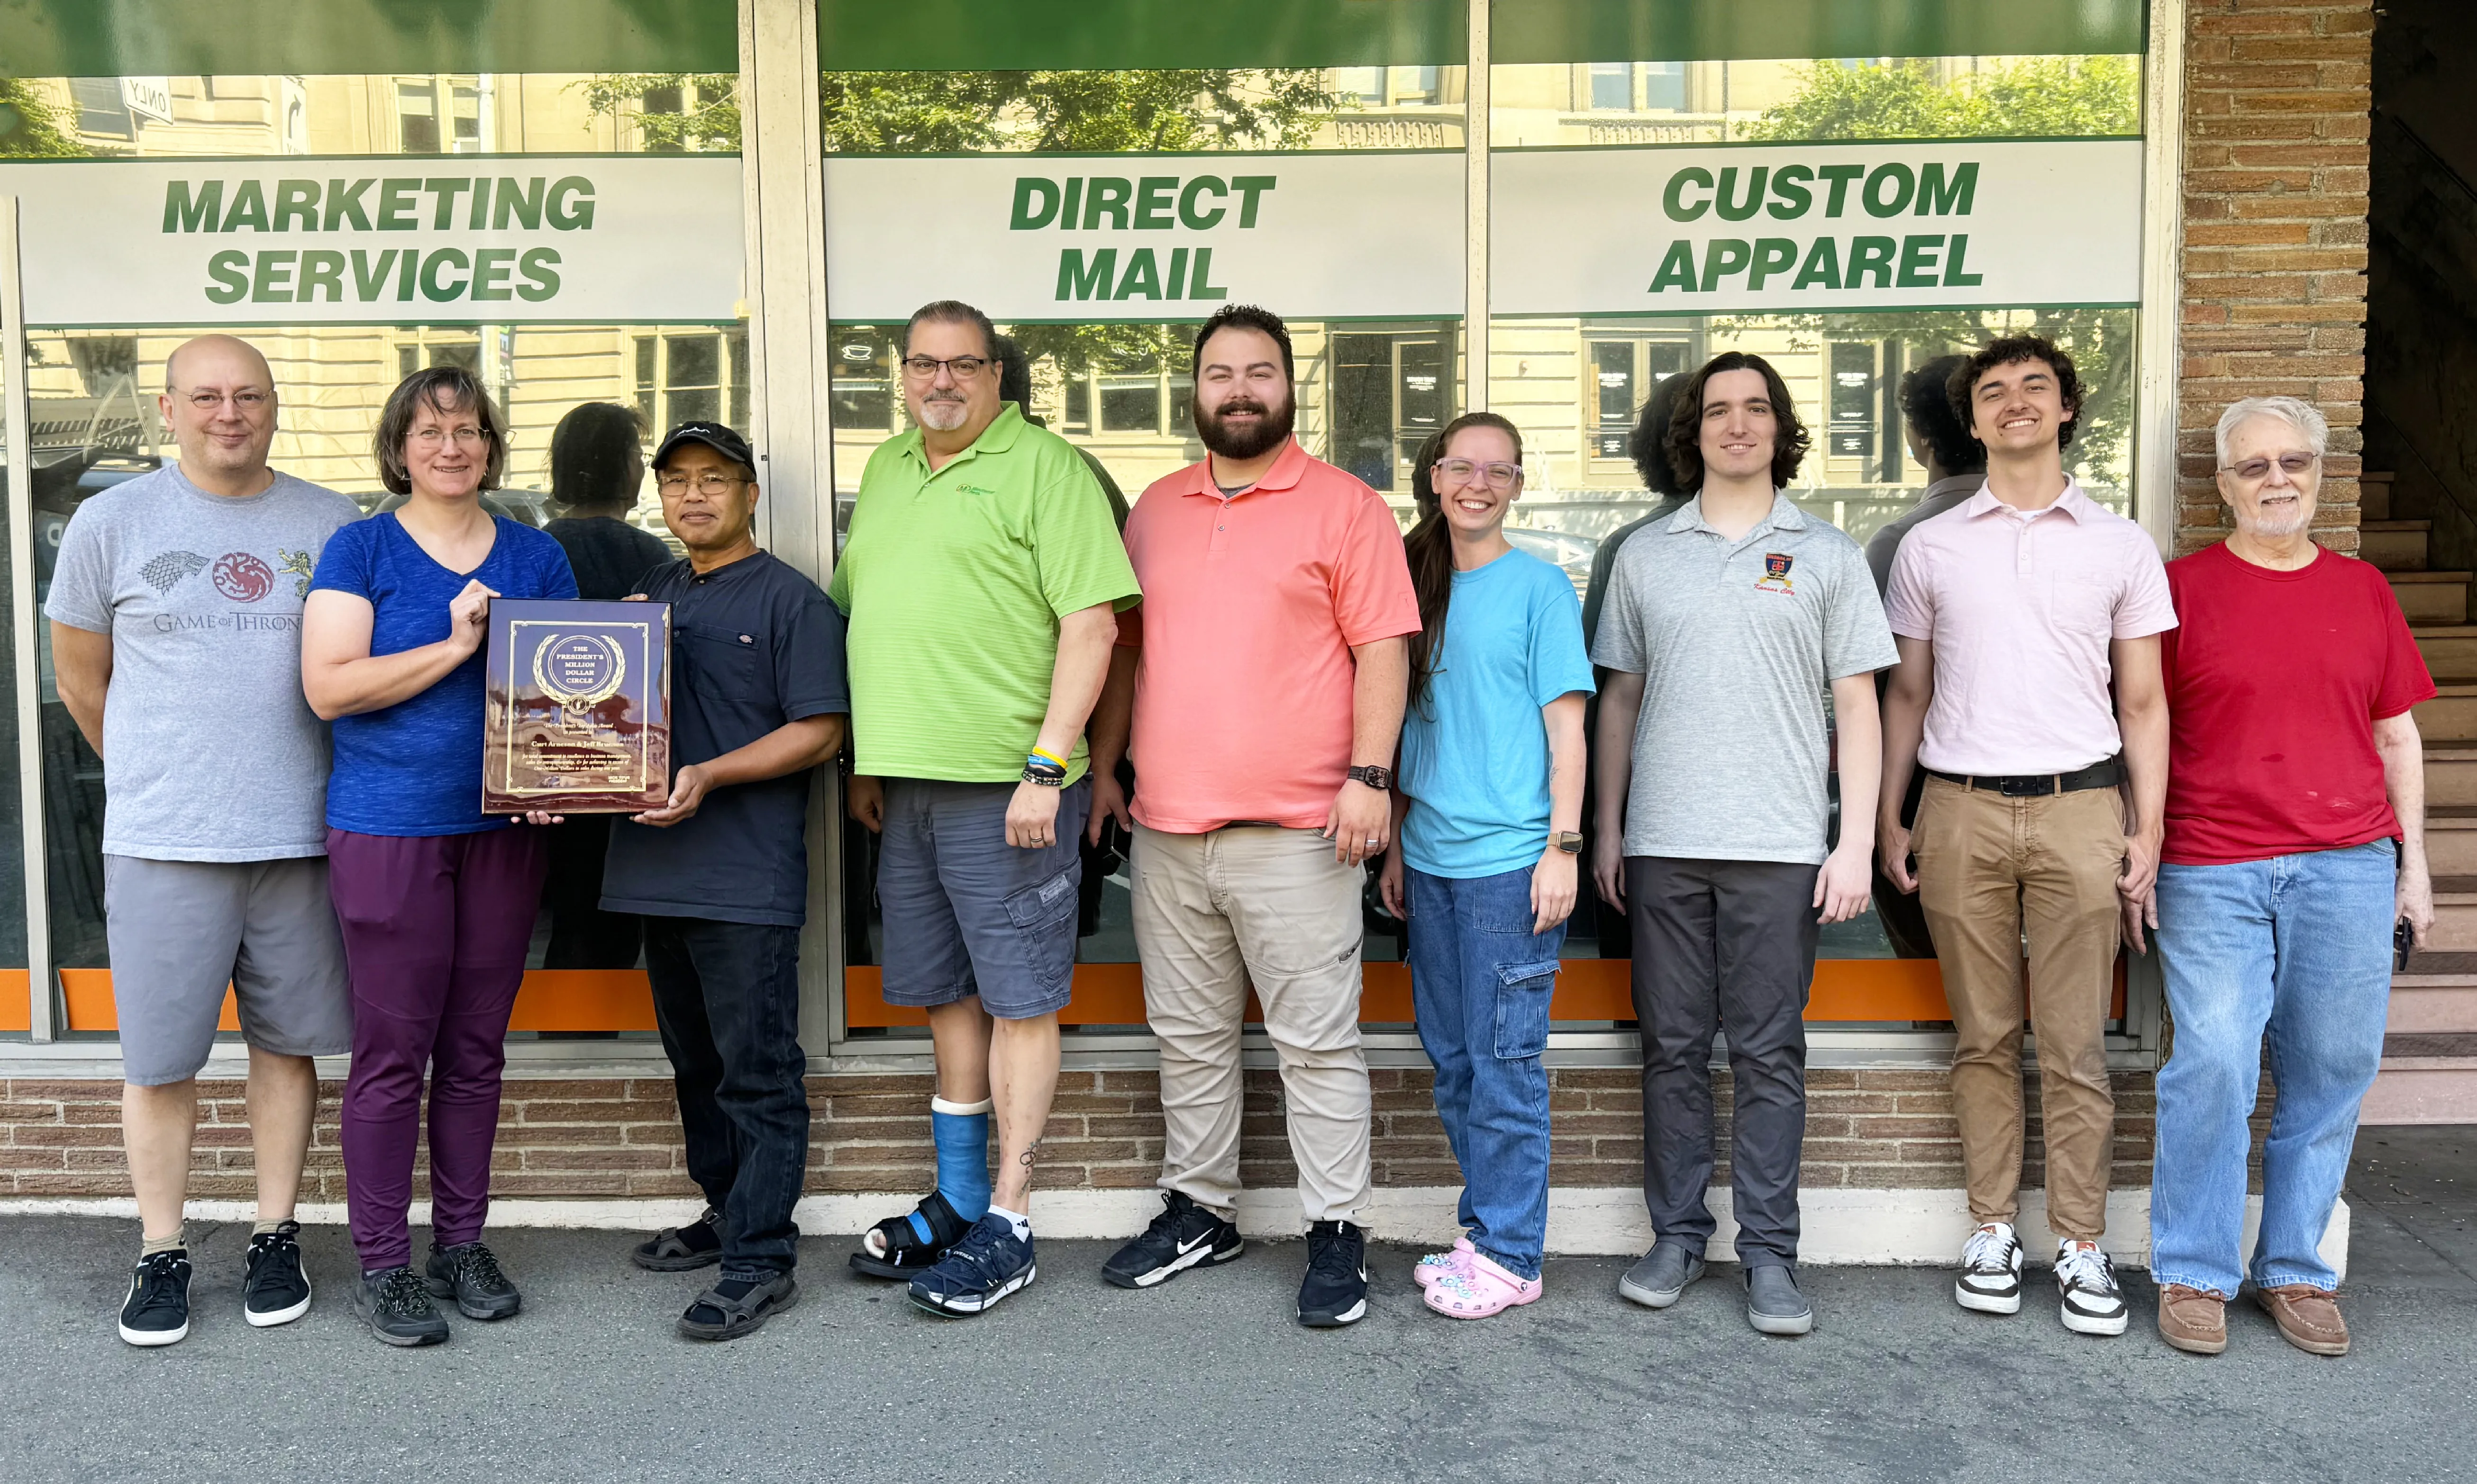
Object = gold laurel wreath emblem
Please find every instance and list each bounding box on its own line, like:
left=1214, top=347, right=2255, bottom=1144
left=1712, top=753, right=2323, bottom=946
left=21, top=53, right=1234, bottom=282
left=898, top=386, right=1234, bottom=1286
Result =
left=532, top=632, right=627, bottom=726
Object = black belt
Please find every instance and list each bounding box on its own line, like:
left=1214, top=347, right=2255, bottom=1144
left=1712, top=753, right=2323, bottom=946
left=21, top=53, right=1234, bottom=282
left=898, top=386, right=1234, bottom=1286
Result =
left=1927, top=761, right=2122, bottom=797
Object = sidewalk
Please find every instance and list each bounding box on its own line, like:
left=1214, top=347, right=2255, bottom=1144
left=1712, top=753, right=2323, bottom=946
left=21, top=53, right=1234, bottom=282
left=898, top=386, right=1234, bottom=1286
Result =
left=5, top=1128, right=2471, bottom=1484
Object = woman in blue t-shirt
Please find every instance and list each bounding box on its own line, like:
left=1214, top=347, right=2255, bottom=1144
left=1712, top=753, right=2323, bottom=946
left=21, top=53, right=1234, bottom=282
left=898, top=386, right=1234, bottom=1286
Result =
left=1377, top=412, right=1594, bottom=1320
left=301, top=366, right=577, bottom=1347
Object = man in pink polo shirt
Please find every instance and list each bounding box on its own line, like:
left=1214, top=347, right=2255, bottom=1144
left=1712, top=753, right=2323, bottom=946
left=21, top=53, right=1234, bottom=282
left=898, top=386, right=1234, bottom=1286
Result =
left=1084, top=305, right=1420, bottom=1328
left=1878, top=334, right=2174, bottom=1339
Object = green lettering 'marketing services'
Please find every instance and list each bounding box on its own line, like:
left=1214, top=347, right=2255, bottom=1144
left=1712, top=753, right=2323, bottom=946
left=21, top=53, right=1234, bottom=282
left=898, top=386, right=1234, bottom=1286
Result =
left=162, top=176, right=598, bottom=233
left=202, top=246, right=563, bottom=305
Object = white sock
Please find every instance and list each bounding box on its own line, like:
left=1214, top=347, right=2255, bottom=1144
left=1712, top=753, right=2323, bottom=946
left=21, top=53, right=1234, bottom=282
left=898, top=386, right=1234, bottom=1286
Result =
left=989, top=1203, right=1031, bottom=1241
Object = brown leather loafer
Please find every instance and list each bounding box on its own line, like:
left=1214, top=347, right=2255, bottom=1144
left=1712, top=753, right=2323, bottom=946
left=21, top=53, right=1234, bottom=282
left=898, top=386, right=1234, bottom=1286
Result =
left=2255, top=1283, right=2350, bottom=1356
left=2157, top=1283, right=2228, bottom=1355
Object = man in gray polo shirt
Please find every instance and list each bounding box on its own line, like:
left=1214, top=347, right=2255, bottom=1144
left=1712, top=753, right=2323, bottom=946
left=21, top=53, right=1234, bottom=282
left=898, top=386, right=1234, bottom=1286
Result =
left=1590, top=352, right=1896, bottom=1338
left=46, top=335, right=360, bottom=1347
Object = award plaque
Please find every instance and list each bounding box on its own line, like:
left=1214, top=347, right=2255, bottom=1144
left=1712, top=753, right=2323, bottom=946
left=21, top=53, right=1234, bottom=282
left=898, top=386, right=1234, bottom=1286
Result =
left=482, top=598, right=672, bottom=814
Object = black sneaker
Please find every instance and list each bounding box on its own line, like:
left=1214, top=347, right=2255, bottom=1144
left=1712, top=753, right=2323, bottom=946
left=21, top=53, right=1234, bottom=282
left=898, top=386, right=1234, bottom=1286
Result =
left=1102, top=1191, right=1245, bottom=1290
left=118, top=1249, right=192, bottom=1347
left=1296, top=1220, right=1369, bottom=1329
left=243, top=1222, right=313, bottom=1328
left=425, top=1240, right=521, bottom=1321
left=355, top=1265, right=449, bottom=1347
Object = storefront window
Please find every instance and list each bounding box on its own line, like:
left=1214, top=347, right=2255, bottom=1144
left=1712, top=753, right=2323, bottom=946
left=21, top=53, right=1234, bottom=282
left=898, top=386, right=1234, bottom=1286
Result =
left=1490, top=12, right=2148, bottom=973
left=6, top=63, right=743, bottom=1036
left=816, top=4, right=1468, bottom=1018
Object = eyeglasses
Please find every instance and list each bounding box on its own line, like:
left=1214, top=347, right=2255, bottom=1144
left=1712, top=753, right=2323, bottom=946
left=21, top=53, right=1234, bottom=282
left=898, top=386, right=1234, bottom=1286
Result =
left=900, top=354, right=989, bottom=381
left=658, top=472, right=747, bottom=497
left=2222, top=452, right=2318, bottom=481
left=408, top=426, right=491, bottom=449
left=180, top=389, right=270, bottom=411
left=1434, top=458, right=1522, bottom=491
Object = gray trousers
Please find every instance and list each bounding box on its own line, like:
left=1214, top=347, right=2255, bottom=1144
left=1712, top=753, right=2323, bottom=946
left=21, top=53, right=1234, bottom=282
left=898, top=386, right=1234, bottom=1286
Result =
left=1627, top=856, right=1819, bottom=1269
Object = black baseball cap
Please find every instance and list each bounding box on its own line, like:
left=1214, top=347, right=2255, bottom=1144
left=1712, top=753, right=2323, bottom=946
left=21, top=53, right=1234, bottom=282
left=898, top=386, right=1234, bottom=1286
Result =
left=653, top=420, right=756, bottom=471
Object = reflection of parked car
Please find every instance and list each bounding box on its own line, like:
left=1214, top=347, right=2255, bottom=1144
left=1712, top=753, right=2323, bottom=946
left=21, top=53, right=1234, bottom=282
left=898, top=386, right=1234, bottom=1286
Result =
left=1504, top=525, right=1599, bottom=600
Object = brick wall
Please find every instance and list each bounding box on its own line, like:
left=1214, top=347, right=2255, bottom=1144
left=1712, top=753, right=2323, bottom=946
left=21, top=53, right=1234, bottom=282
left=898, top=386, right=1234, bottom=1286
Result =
left=2177, top=0, right=2376, bottom=555
left=0, top=1068, right=2162, bottom=1204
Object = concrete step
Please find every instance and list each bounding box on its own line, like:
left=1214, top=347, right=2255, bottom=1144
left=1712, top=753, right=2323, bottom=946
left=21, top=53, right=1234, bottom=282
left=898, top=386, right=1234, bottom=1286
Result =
left=2432, top=875, right=2477, bottom=950
left=2363, top=1057, right=2477, bottom=1124
left=2362, top=519, right=2432, bottom=572
left=2393, top=570, right=2472, bottom=626
left=2391, top=974, right=2477, bottom=1033
left=2414, top=626, right=2477, bottom=679
left=2427, top=809, right=2477, bottom=875
left=2364, top=470, right=2394, bottom=522
left=2427, top=746, right=2477, bottom=807
left=2414, top=685, right=2477, bottom=743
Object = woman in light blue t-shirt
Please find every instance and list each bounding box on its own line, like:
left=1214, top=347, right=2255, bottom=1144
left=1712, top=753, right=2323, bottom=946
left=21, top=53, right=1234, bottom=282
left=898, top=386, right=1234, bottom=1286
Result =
left=301, top=366, right=576, bottom=1347
left=1378, top=412, right=1593, bottom=1320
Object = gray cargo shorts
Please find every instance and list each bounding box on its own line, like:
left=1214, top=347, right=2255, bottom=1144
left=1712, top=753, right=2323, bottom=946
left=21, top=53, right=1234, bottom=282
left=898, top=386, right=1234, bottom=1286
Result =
left=104, top=854, right=353, bottom=1086
left=876, top=778, right=1087, bottom=1021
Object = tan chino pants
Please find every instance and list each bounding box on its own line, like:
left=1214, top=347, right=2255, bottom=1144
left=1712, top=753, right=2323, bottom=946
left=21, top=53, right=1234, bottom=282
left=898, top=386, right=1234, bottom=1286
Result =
left=1912, top=776, right=2123, bottom=1241
left=1131, top=823, right=1373, bottom=1225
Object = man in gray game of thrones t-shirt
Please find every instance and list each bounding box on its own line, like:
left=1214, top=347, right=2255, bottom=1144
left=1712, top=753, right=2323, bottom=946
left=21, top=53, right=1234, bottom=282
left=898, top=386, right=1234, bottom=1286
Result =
left=42, top=335, right=361, bottom=1347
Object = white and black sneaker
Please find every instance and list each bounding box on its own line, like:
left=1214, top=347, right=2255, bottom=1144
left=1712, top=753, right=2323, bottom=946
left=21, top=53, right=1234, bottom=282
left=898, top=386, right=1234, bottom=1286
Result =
left=1102, top=1191, right=1244, bottom=1290
left=1955, top=1222, right=2024, bottom=1315
left=1297, top=1220, right=1369, bottom=1329
left=243, top=1222, right=312, bottom=1328
left=118, top=1249, right=192, bottom=1347
left=2054, top=1240, right=2129, bottom=1337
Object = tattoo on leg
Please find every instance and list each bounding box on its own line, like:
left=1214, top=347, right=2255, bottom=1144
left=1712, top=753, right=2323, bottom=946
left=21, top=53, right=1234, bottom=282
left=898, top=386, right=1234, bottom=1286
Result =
left=1018, top=1139, right=1043, bottom=1170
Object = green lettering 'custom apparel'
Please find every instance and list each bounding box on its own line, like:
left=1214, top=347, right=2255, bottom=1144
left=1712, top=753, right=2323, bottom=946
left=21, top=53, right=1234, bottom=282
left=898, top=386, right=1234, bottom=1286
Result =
left=829, top=402, right=1140, bottom=781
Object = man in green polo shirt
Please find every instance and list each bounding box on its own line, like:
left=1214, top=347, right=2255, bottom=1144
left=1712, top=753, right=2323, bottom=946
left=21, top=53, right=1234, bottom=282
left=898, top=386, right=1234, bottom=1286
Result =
left=831, top=299, right=1139, bottom=1316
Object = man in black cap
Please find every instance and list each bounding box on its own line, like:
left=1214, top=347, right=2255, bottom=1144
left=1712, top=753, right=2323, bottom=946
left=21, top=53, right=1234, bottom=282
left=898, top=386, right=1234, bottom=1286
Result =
left=604, top=421, right=851, bottom=1341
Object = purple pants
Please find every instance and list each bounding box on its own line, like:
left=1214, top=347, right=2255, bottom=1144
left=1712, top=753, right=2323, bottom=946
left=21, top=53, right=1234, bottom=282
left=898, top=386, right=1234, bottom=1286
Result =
left=329, top=827, right=548, bottom=1272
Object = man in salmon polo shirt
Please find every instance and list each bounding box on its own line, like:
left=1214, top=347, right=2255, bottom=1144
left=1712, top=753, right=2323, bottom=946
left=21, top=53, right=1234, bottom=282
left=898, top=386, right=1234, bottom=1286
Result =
left=1085, top=304, right=1420, bottom=1329
left=1878, top=335, right=2174, bottom=1339
left=2144, top=396, right=2432, bottom=1359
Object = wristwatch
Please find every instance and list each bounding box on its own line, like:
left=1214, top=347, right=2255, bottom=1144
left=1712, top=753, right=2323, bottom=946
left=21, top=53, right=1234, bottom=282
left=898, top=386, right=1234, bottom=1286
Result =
left=1552, top=831, right=1585, bottom=855
left=1347, top=764, right=1394, bottom=792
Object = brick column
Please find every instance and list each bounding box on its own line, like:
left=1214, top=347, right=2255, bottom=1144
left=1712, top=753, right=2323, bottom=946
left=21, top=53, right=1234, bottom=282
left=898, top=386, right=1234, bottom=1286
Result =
left=2176, top=0, right=2375, bottom=556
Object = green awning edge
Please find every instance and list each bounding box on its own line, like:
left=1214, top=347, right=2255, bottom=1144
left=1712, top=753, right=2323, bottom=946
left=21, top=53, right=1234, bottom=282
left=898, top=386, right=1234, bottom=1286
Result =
left=0, top=0, right=740, bottom=79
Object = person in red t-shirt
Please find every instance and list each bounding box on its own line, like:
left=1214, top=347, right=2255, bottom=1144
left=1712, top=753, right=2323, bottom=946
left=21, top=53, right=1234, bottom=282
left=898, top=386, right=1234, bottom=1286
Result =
left=2145, top=395, right=2436, bottom=1361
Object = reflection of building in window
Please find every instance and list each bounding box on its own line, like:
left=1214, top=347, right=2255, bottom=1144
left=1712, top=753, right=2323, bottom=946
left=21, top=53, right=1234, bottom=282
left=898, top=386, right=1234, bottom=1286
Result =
left=1332, top=329, right=1452, bottom=493
left=396, top=76, right=481, bottom=153
left=1327, top=65, right=1463, bottom=149
left=832, top=328, right=896, bottom=433
left=396, top=332, right=483, bottom=382
left=67, top=79, right=137, bottom=144
left=1584, top=334, right=1696, bottom=460
left=634, top=330, right=751, bottom=432
left=1057, top=361, right=1194, bottom=439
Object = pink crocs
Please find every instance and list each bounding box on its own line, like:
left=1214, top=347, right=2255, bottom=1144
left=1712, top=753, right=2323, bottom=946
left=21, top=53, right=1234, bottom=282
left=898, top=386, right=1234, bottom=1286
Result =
left=1414, top=1236, right=1475, bottom=1289
left=1423, top=1250, right=1542, bottom=1320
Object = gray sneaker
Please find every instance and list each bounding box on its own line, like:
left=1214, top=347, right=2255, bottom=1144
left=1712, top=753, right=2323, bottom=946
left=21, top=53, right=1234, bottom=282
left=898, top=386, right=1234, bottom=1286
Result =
left=1618, top=1240, right=1706, bottom=1309
left=1746, top=1264, right=1814, bottom=1337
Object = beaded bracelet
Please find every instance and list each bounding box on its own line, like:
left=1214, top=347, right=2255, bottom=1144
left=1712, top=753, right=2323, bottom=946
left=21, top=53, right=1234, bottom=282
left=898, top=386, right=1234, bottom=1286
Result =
left=1022, top=752, right=1069, bottom=787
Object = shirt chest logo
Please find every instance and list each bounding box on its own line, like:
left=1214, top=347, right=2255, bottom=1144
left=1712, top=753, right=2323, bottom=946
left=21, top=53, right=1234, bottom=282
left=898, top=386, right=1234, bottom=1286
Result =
left=1755, top=551, right=1795, bottom=595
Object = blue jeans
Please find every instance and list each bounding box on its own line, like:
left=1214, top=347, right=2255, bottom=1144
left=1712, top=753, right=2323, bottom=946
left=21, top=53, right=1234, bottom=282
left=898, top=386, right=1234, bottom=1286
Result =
left=1405, top=865, right=1564, bottom=1281
left=2150, top=839, right=2395, bottom=1296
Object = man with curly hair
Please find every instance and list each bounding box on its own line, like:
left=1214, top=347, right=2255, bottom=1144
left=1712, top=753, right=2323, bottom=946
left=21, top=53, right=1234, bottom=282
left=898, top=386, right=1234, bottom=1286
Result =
left=1591, top=352, right=1895, bottom=1337
left=1877, top=334, right=2174, bottom=1339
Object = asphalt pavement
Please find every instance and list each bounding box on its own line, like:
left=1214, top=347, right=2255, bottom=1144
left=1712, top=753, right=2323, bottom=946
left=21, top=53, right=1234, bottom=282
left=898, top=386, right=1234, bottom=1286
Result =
left=4, top=1125, right=2472, bottom=1484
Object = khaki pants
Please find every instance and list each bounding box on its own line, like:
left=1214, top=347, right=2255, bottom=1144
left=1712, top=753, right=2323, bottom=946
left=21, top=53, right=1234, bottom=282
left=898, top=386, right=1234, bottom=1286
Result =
left=1912, top=777, right=2123, bottom=1241
left=1131, top=823, right=1372, bottom=1224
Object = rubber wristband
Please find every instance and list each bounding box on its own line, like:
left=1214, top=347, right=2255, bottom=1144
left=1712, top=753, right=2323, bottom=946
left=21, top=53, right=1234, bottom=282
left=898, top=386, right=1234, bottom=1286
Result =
left=1029, top=747, right=1070, bottom=770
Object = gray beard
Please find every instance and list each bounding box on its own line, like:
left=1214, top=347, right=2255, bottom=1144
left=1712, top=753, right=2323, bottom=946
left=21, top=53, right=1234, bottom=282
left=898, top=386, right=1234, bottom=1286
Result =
left=916, top=398, right=970, bottom=431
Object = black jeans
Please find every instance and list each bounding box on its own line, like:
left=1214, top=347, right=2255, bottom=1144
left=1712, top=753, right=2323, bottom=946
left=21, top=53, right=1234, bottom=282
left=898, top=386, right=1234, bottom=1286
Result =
left=1627, top=856, right=1819, bottom=1269
left=644, top=916, right=809, bottom=1276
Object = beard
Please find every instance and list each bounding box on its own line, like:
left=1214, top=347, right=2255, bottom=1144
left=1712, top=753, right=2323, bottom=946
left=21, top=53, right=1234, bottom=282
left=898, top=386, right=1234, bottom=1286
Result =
left=914, top=392, right=972, bottom=432
left=1194, top=389, right=1295, bottom=461
left=2241, top=497, right=2312, bottom=539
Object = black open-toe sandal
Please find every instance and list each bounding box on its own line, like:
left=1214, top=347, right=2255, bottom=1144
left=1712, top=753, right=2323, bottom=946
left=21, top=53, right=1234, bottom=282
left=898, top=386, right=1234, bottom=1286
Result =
left=848, top=1191, right=972, bottom=1280
left=632, top=1209, right=724, bottom=1272
left=676, top=1272, right=798, bottom=1342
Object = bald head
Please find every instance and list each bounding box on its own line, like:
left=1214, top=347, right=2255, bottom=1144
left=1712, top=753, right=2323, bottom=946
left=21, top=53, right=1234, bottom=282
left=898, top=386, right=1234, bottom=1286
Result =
left=165, top=334, right=273, bottom=396
left=159, top=335, right=278, bottom=496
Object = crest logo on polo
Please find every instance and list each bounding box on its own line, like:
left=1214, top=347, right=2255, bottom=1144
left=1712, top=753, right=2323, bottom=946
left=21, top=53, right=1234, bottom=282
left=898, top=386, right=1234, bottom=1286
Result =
left=1757, top=551, right=1796, bottom=594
